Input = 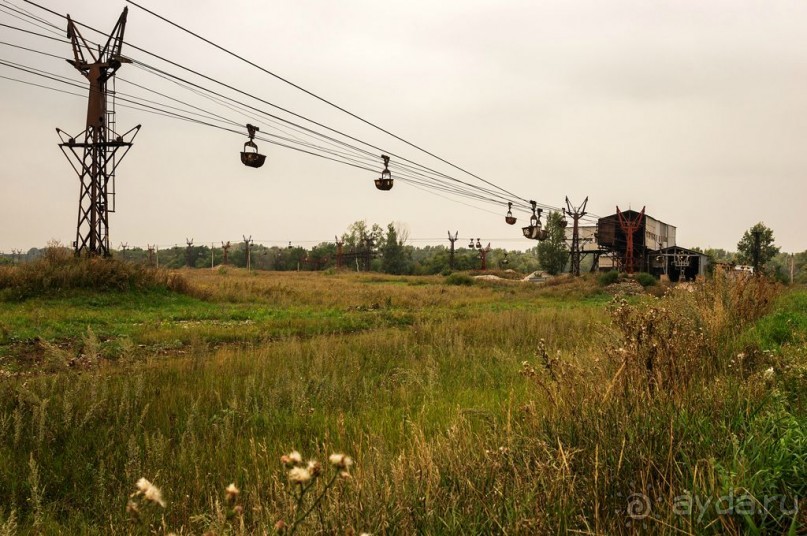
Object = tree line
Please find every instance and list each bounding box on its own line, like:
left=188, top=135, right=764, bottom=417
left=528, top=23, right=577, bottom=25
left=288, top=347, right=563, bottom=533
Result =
left=2, top=221, right=803, bottom=282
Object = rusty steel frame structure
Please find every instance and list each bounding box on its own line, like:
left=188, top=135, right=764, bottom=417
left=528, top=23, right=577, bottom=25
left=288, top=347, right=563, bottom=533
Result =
left=334, top=236, right=344, bottom=268
left=478, top=241, right=491, bottom=271
left=57, top=8, right=140, bottom=257
left=616, top=206, right=645, bottom=275
left=565, top=196, right=588, bottom=277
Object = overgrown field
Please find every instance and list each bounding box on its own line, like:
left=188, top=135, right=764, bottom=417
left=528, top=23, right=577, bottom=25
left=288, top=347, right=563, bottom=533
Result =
left=0, top=259, right=804, bottom=534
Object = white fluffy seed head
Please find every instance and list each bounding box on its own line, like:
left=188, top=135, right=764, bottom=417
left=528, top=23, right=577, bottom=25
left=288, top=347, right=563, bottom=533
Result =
left=328, top=453, right=353, bottom=469
left=136, top=477, right=152, bottom=493
left=143, top=483, right=166, bottom=508
left=288, top=467, right=311, bottom=484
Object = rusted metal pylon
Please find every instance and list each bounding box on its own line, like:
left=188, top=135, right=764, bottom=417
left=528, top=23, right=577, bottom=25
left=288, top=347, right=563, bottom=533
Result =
left=335, top=235, right=344, bottom=268
left=478, top=241, right=491, bottom=271
left=616, top=206, right=645, bottom=275
left=565, top=196, right=588, bottom=277
left=447, top=231, right=458, bottom=270
left=185, top=238, right=194, bottom=267
left=243, top=235, right=253, bottom=271
left=57, top=8, right=141, bottom=257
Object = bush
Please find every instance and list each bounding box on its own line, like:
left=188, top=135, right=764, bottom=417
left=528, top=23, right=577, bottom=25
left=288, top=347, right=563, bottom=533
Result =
left=444, top=272, right=474, bottom=286
left=0, top=247, right=193, bottom=300
left=597, top=270, right=619, bottom=286
left=634, top=272, right=657, bottom=287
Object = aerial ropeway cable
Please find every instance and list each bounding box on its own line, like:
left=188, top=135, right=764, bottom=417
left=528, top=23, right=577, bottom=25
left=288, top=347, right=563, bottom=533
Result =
left=4, top=0, right=602, bottom=238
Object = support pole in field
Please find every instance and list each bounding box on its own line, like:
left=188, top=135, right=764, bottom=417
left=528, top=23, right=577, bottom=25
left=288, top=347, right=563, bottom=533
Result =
left=335, top=235, right=344, bottom=269
left=120, top=242, right=128, bottom=260
left=564, top=196, right=588, bottom=277
left=243, top=235, right=253, bottom=271
left=221, top=241, right=231, bottom=265
left=616, top=206, right=645, bottom=275
left=185, top=238, right=194, bottom=267
left=57, top=8, right=140, bottom=257
left=478, top=242, right=491, bottom=271
left=147, top=244, right=155, bottom=267
left=360, top=235, right=374, bottom=272
left=447, top=230, right=458, bottom=270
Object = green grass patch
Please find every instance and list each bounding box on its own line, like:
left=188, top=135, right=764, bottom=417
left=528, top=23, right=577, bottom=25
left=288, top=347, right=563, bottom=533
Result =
left=0, top=273, right=802, bottom=534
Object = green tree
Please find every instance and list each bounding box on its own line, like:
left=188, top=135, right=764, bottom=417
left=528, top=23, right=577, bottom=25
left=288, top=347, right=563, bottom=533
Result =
left=534, top=211, right=568, bottom=275
left=341, top=220, right=384, bottom=250
left=736, top=222, right=779, bottom=273
left=381, top=223, right=410, bottom=274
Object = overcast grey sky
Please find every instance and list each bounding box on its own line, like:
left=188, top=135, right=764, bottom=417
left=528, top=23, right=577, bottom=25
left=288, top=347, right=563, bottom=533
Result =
left=1, top=0, right=805, bottom=253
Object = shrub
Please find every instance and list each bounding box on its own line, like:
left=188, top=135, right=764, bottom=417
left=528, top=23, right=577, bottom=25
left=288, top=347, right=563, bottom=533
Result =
left=607, top=272, right=781, bottom=399
left=634, top=272, right=657, bottom=287
left=444, top=272, right=474, bottom=286
left=597, top=270, right=619, bottom=286
left=0, top=248, right=194, bottom=300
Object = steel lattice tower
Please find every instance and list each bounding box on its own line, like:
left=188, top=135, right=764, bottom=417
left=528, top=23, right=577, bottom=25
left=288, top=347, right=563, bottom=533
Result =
left=616, top=206, right=645, bottom=275
left=565, top=196, right=588, bottom=277
left=56, top=8, right=140, bottom=256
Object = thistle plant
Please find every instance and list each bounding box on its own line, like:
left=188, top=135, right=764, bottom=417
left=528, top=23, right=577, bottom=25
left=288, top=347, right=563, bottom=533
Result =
left=276, top=450, right=354, bottom=535
left=126, top=477, right=166, bottom=529
left=224, top=483, right=244, bottom=523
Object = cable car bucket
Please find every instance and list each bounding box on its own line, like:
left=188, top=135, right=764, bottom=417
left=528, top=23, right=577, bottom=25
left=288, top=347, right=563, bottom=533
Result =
left=522, top=200, right=548, bottom=241
left=505, top=201, right=517, bottom=225
left=240, top=124, right=266, bottom=168
left=375, top=154, right=393, bottom=190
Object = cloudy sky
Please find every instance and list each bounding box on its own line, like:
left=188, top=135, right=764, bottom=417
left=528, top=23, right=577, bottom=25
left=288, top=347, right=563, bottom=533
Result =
left=1, top=0, right=805, bottom=253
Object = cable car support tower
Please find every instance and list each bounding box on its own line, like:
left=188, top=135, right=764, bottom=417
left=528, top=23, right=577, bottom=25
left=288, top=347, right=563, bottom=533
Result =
left=56, top=8, right=141, bottom=257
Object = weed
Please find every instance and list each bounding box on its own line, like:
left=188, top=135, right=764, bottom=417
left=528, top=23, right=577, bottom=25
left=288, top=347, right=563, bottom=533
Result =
left=444, top=272, right=474, bottom=286
left=0, top=249, right=194, bottom=301
left=634, top=272, right=657, bottom=287
left=0, top=270, right=800, bottom=534
left=598, top=270, right=619, bottom=286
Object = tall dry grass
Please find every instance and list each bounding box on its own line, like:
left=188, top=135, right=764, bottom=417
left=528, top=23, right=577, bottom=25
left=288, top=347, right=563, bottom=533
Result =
left=0, top=247, right=192, bottom=300
left=0, top=270, right=802, bottom=534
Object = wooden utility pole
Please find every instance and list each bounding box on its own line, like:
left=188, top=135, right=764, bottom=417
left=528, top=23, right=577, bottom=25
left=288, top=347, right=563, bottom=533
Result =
left=120, top=242, right=128, bottom=260
left=221, top=241, right=231, bottom=265
left=146, top=244, right=155, bottom=267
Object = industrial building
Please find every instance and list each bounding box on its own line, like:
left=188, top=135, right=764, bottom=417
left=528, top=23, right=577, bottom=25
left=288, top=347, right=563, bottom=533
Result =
left=565, top=208, right=708, bottom=281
